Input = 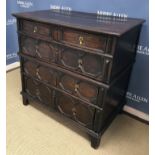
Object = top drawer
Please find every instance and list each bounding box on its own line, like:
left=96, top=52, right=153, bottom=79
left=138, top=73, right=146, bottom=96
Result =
left=19, top=20, right=114, bottom=54
left=60, top=28, right=112, bottom=53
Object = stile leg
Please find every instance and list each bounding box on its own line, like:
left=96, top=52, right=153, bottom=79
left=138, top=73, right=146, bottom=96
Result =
left=22, top=96, right=29, bottom=105
left=90, top=136, right=101, bottom=149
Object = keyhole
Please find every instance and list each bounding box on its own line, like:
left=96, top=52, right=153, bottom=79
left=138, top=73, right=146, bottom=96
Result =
left=79, top=36, right=84, bottom=45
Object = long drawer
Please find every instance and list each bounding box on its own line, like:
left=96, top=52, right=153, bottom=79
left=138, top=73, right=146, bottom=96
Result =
left=22, top=58, right=105, bottom=107
left=23, top=76, right=96, bottom=129
left=20, top=35, right=113, bottom=83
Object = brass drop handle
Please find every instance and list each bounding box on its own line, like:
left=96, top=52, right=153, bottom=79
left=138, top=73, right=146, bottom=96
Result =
left=79, top=36, right=84, bottom=45
left=36, top=48, right=42, bottom=58
left=33, top=26, right=38, bottom=33
left=36, top=89, right=40, bottom=96
left=36, top=89, right=42, bottom=101
left=74, top=84, right=79, bottom=92
left=72, top=107, right=82, bottom=124
left=36, top=68, right=41, bottom=80
left=78, top=59, right=86, bottom=73
left=72, top=107, right=77, bottom=116
left=78, top=59, right=82, bottom=65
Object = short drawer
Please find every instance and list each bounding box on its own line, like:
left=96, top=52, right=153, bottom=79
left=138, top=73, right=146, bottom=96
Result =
left=21, top=20, right=52, bottom=39
left=58, top=46, right=112, bottom=82
left=55, top=92, right=95, bottom=129
left=24, top=76, right=53, bottom=105
left=23, top=59, right=57, bottom=86
left=21, top=36, right=57, bottom=62
left=61, top=28, right=108, bottom=52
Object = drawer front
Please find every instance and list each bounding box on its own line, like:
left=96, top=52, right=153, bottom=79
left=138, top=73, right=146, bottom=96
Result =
left=21, top=36, right=57, bottom=63
left=21, top=37, right=36, bottom=57
left=58, top=73, right=100, bottom=104
left=24, top=77, right=53, bottom=105
left=21, top=20, right=52, bottom=39
left=56, top=92, right=95, bottom=129
left=23, top=60, right=57, bottom=86
left=61, top=28, right=107, bottom=52
left=22, top=58, right=104, bottom=106
left=58, top=46, right=112, bottom=82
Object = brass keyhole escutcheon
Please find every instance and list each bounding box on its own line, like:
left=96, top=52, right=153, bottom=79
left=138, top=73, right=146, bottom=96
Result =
left=33, top=26, right=38, bottom=33
left=79, top=36, right=84, bottom=45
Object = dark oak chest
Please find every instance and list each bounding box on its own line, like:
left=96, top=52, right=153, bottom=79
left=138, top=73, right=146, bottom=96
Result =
left=13, top=10, right=144, bottom=148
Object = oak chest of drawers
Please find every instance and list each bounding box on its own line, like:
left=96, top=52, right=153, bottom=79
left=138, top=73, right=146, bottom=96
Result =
left=13, top=10, right=144, bottom=148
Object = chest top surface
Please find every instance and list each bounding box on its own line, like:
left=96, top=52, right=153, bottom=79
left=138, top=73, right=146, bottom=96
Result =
left=13, top=9, right=144, bottom=36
